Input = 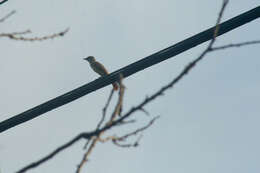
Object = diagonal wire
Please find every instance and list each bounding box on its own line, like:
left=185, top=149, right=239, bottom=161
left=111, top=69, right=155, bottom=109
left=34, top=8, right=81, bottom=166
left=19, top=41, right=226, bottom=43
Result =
left=0, top=6, right=259, bottom=133
left=0, top=0, right=8, bottom=5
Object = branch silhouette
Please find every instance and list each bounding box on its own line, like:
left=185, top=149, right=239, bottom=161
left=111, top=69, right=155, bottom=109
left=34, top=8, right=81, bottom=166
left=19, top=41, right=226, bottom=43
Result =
left=0, top=10, right=15, bottom=22
left=210, top=40, right=260, bottom=51
left=0, top=11, right=69, bottom=41
left=0, top=28, right=69, bottom=41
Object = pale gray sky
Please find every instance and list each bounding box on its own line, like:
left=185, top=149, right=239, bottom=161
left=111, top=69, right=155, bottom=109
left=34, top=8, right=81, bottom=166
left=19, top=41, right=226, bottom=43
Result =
left=0, top=0, right=260, bottom=173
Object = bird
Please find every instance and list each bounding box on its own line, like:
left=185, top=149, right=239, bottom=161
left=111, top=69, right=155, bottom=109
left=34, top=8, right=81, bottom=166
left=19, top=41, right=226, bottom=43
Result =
left=83, top=56, right=118, bottom=90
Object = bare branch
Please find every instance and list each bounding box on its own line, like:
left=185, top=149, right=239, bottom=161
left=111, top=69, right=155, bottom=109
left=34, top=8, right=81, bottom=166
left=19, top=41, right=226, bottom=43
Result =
left=115, top=116, right=159, bottom=142
left=83, top=89, right=115, bottom=149
left=0, top=10, right=15, bottom=23
left=112, top=135, right=142, bottom=148
left=117, top=119, right=136, bottom=126
left=77, top=74, right=125, bottom=173
left=210, top=40, right=260, bottom=51
left=99, top=116, right=159, bottom=148
left=16, top=132, right=94, bottom=173
left=0, top=28, right=69, bottom=41
left=109, top=74, right=125, bottom=121
left=99, top=89, right=115, bottom=129
left=139, top=107, right=150, bottom=116
left=83, top=138, right=92, bottom=151
left=0, top=30, right=31, bottom=36
left=76, top=137, right=97, bottom=173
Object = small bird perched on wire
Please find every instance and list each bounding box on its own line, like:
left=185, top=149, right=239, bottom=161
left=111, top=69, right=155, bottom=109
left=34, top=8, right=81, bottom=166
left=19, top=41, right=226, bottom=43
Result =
left=83, top=56, right=118, bottom=90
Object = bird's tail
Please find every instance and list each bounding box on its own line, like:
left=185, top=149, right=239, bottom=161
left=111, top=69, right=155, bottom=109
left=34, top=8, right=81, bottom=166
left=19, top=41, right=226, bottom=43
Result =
left=112, top=83, right=118, bottom=90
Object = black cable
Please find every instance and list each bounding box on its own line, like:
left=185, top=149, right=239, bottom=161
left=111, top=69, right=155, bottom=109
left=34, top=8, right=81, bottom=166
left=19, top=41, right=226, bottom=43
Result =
left=0, top=0, right=8, bottom=5
left=0, top=6, right=259, bottom=133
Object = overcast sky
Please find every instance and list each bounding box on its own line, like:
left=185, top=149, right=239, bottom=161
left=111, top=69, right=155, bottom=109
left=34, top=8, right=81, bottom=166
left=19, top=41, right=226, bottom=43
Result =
left=0, top=0, right=260, bottom=173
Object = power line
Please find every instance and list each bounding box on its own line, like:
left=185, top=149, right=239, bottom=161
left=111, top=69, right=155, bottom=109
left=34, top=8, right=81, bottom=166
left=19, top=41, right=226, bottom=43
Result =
left=0, top=6, right=259, bottom=133
left=0, top=0, right=8, bottom=5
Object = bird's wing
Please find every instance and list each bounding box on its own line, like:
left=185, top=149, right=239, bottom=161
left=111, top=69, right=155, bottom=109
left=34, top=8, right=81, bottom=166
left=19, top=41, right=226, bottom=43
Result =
left=91, top=61, right=109, bottom=76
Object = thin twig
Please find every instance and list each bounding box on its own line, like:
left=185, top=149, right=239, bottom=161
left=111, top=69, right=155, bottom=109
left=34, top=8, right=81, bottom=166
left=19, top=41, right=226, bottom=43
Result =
left=0, top=30, right=31, bottom=36
left=76, top=137, right=97, bottom=173
left=0, top=10, right=15, bottom=23
left=114, top=116, right=159, bottom=142
left=210, top=40, right=260, bottom=51
left=0, top=28, right=69, bottom=41
left=16, top=132, right=95, bottom=173
left=99, top=116, right=159, bottom=147
left=139, top=108, right=150, bottom=116
left=83, top=139, right=92, bottom=151
left=83, top=89, right=115, bottom=149
left=100, top=89, right=115, bottom=129
left=117, top=119, right=136, bottom=126
left=77, top=75, right=125, bottom=173
left=109, top=74, right=125, bottom=121
left=112, top=136, right=141, bottom=148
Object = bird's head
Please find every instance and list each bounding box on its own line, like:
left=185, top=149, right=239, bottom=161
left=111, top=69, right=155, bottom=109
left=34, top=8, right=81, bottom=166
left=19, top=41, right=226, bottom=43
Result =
left=83, top=56, right=95, bottom=63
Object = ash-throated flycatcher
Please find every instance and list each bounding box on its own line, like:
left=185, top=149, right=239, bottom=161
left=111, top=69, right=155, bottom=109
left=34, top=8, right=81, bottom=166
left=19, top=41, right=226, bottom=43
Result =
left=84, top=56, right=118, bottom=90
